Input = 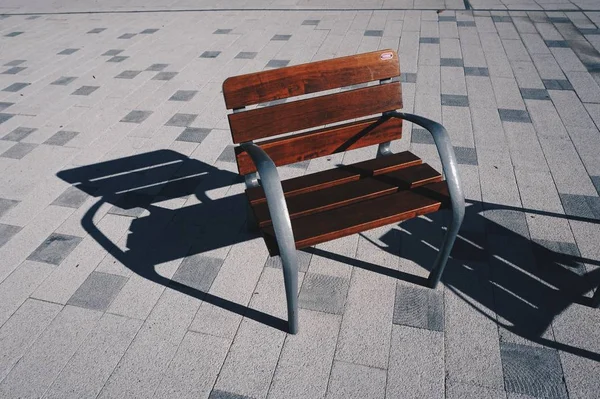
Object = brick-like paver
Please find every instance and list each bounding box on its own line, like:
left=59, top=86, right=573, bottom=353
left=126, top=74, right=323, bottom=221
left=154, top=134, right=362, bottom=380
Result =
left=0, top=2, right=599, bottom=398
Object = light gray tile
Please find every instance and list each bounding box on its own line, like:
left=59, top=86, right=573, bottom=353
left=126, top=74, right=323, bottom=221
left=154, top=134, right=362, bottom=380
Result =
left=172, top=255, right=223, bottom=292
left=2, top=127, right=36, bottom=141
left=115, top=70, right=141, bottom=79
left=0, top=224, right=21, bottom=248
left=446, top=382, right=507, bottom=399
left=169, top=90, right=197, bottom=101
left=393, top=285, right=444, bottom=331
left=176, top=127, right=210, bottom=143
left=1, top=143, right=37, bottom=159
left=27, top=233, right=83, bottom=265
left=120, top=110, right=152, bottom=123
left=71, top=86, right=98, bottom=96
left=51, top=186, right=88, bottom=209
left=146, top=63, right=168, bottom=71
left=327, top=361, right=386, bottom=399
left=209, top=390, right=253, bottom=399
left=51, top=76, right=76, bottom=85
left=298, top=273, right=349, bottom=315
left=67, top=271, right=127, bottom=311
left=44, top=130, right=79, bottom=146
left=3, top=82, right=30, bottom=92
left=165, top=113, right=197, bottom=127
left=153, top=71, right=178, bottom=80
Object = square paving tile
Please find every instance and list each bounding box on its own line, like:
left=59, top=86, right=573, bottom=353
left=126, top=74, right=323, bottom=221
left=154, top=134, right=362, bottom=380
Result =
left=272, top=34, right=291, bottom=41
left=2, top=67, right=26, bottom=74
left=559, top=193, right=600, bottom=220
left=71, top=86, right=98, bottom=96
left=213, top=29, right=232, bottom=34
left=0, top=223, right=21, bottom=249
left=0, top=198, right=19, bottom=218
left=442, top=94, right=469, bottom=107
left=543, top=79, right=573, bottom=90
left=235, top=52, right=257, bottom=59
left=532, top=239, right=585, bottom=276
left=102, top=49, right=123, bottom=56
left=44, top=130, right=79, bottom=146
left=115, top=70, right=141, bottom=79
left=5, top=32, right=24, bottom=37
left=298, top=273, right=349, bottom=315
left=87, top=28, right=106, bottom=33
left=0, top=102, right=12, bottom=111
left=217, top=145, right=236, bottom=163
left=209, top=390, right=253, bottom=399
left=120, top=110, right=152, bottom=123
left=4, top=60, right=25, bottom=66
left=146, top=63, right=169, bottom=71
left=3, top=82, right=30, bottom=92
left=140, top=28, right=159, bottom=34
left=153, top=71, right=177, bottom=81
left=364, top=30, right=383, bottom=37
left=400, top=73, right=417, bottom=83
left=27, top=233, right=82, bottom=265
left=485, top=210, right=530, bottom=238
left=0, top=143, right=33, bottom=159
left=107, top=56, right=128, bottom=63
left=520, top=88, right=550, bottom=100
left=67, top=271, right=127, bottom=311
left=108, top=193, right=152, bottom=217
left=265, top=249, right=312, bottom=273
left=266, top=59, right=290, bottom=68
left=457, top=21, right=476, bottom=27
left=464, top=66, right=489, bottom=76
left=393, top=285, right=444, bottom=331
left=441, top=58, right=464, bottom=67
left=172, top=255, right=224, bottom=292
left=420, top=37, right=440, bottom=44
left=0, top=113, right=14, bottom=124
left=200, top=51, right=221, bottom=58
left=165, top=113, right=197, bottom=127
left=3, top=127, right=37, bottom=142
left=57, top=48, right=79, bottom=55
left=51, top=186, right=89, bottom=209
left=51, top=76, right=77, bottom=85
left=411, top=128, right=435, bottom=144
left=453, top=146, right=478, bottom=165
left=118, top=33, right=136, bottom=39
left=500, top=342, right=568, bottom=398
left=301, top=20, right=320, bottom=26
left=498, top=109, right=531, bottom=123
left=176, top=127, right=211, bottom=143
left=169, top=90, right=197, bottom=101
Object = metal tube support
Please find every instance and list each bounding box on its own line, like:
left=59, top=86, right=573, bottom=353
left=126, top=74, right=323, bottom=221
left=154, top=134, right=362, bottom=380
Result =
left=244, top=172, right=260, bottom=231
left=240, top=143, right=299, bottom=333
left=385, top=111, right=466, bottom=288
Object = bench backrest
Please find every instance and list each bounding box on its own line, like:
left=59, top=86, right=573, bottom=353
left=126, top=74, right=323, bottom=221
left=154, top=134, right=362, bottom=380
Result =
left=222, top=49, right=403, bottom=175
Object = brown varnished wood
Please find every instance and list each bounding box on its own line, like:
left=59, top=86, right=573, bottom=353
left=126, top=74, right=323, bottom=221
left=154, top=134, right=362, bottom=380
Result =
left=228, top=82, right=402, bottom=144
left=246, top=151, right=422, bottom=205
left=262, top=181, right=450, bottom=255
left=222, top=50, right=400, bottom=109
left=252, top=163, right=442, bottom=227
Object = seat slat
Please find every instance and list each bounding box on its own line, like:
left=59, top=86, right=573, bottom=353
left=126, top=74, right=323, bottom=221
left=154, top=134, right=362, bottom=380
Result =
left=235, top=117, right=402, bottom=175
left=246, top=151, right=422, bottom=205
left=223, top=49, right=400, bottom=109
left=262, top=181, right=450, bottom=254
left=228, top=82, right=402, bottom=144
left=252, top=163, right=442, bottom=227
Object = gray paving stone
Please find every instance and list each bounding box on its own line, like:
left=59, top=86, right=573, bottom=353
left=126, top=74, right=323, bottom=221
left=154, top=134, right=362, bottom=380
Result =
left=27, top=233, right=82, bottom=265
left=87, top=28, right=106, bottom=33
left=51, top=186, right=88, bottom=209
left=298, top=273, right=349, bottom=315
left=544, top=40, right=569, bottom=48
left=118, top=33, right=136, bottom=39
left=400, top=72, right=417, bottom=83
left=71, top=85, right=98, bottom=96
left=0, top=113, right=14, bottom=124
left=115, top=70, right=141, bottom=79
left=44, top=130, right=78, bottom=146
left=272, top=34, right=291, bottom=41
left=500, top=342, right=568, bottom=398
left=176, top=127, right=210, bottom=143
left=498, top=109, right=531, bottom=123
left=0, top=223, right=21, bottom=249
left=454, top=146, right=478, bottom=165
left=172, top=255, right=223, bottom=292
left=57, top=48, right=79, bottom=55
left=560, top=193, right=600, bottom=219
left=441, top=57, right=464, bottom=67
left=169, top=90, right=197, bottom=102
left=0, top=102, right=12, bottom=111
left=153, top=71, right=178, bottom=80
left=326, top=361, right=386, bottom=399
left=102, top=49, right=123, bottom=56
left=0, top=198, right=18, bottom=218
left=520, top=88, right=550, bottom=100
left=592, top=176, right=600, bottom=195
left=140, top=28, right=159, bottom=34
left=108, top=192, right=152, bottom=216
left=107, top=55, right=128, bottom=62
left=532, top=239, right=585, bottom=276
left=146, top=63, right=169, bottom=71
left=1, top=143, right=37, bottom=159
left=411, top=128, right=435, bottom=144
left=364, top=30, right=383, bottom=37
left=235, top=51, right=257, bottom=59
left=213, top=28, right=232, bottom=34
left=442, top=94, right=469, bottom=107
left=2, top=127, right=36, bottom=142
left=393, top=285, right=444, bottom=331
left=2, top=66, right=26, bottom=74
left=209, top=390, right=253, bottom=399
left=217, top=145, right=236, bottom=163
left=3, top=82, right=30, bottom=92
left=4, top=60, right=25, bottom=66
left=265, top=249, right=312, bottom=272
left=439, top=16, right=457, bottom=22
left=446, top=382, right=507, bottom=399
left=200, top=51, right=221, bottom=58
left=67, top=271, right=127, bottom=311
left=492, top=16, right=512, bottom=23
left=51, top=76, right=76, bottom=85
left=484, top=209, right=530, bottom=238
left=458, top=21, right=476, bottom=27
left=165, top=113, right=197, bottom=127
left=5, top=32, right=23, bottom=37
left=543, top=79, right=573, bottom=90
left=420, top=37, right=440, bottom=43
left=267, top=59, right=290, bottom=68
left=302, top=20, right=320, bottom=26
left=120, top=110, right=152, bottom=123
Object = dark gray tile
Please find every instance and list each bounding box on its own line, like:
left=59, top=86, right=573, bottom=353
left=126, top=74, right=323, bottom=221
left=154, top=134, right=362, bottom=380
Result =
left=545, top=40, right=569, bottom=48
left=498, top=109, right=531, bottom=123
left=560, top=193, right=600, bottom=220
left=176, top=127, right=210, bottom=143
left=3, top=82, right=30, bottom=92
left=140, top=28, right=159, bottom=34
left=393, top=285, right=444, bottom=331
left=118, top=33, right=136, bottom=39
left=442, top=94, right=469, bottom=107
left=0, top=198, right=19, bottom=218
left=51, top=186, right=88, bottom=208
left=165, top=113, right=197, bottom=127
left=51, top=76, right=76, bottom=86
left=500, top=342, right=568, bottom=398
left=549, top=17, right=570, bottom=23
left=107, top=55, right=128, bottom=63
left=3, top=127, right=36, bottom=142
left=592, top=176, right=600, bottom=195
left=235, top=51, right=257, bottom=59
left=5, top=32, right=23, bottom=37
left=0, top=224, right=21, bottom=249
left=152, top=71, right=177, bottom=81
left=213, top=29, right=232, bottom=34
left=57, top=48, right=79, bottom=55
left=169, top=90, right=198, bottom=101
left=26, top=15, right=41, bottom=19
left=1, top=144, right=33, bottom=159
left=200, top=51, right=221, bottom=59
left=87, top=28, right=106, bottom=33
left=411, top=128, right=435, bottom=144
left=72, top=86, right=98, bottom=96
left=492, top=16, right=512, bottom=22
left=438, top=16, right=457, bottom=22
left=301, top=20, right=320, bottom=26
left=464, top=66, right=489, bottom=76
left=265, top=249, right=312, bottom=273
left=441, top=58, right=464, bottom=67
left=520, top=88, right=550, bottom=100
left=102, top=49, right=123, bottom=56
left=298, top=273, right=349, bottom=315
left=400, top=73, right=417, bottom=83
left=217, top=145, right=236, bottom=163
left=4, top=60, right=25, bottom=66
left=209, top=390, right=253, bottom=399
left=146, top=63, right=168, bottom=71
left=0, top=113, right=14, bottom=124
left=115, top=70, right=141, bottom=79
left=457, top=21, right=476, bottom=27
left=579, top=28, right=600, bottom=35
left=172, top=255, right=223, bottom=292
left=364, top=30, right=383, bottom=37
left=272, top=34, right=291, bottom=41
left=420, top=37, right=440, bottom=44
left=533, top=239, right=585, bottom=276
left=67, top=271, right=127, bottom=311
left=0, top=102, right=12, bottom=111
left=454, top=146, right=478, bottom=165
left=485, top=210, right=530, bottom=238
left=585, top=63, right=600, bottom=73
left=266, top=59, right=290, bottom=68
left=288, top=160, right=311, bottom=170
left=108, top=192, right=152, bottom=217
left=27, top=233, right=82, bottom=265
left=2, top=67, right=26, bottom=74
left=120, top=110, right=152, bottom=124
left=543, top=79, right=573, bottom=90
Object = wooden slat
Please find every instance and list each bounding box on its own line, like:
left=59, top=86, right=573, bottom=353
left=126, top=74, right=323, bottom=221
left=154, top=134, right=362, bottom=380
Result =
left=246, top=151, right=422, bottom=205
left=262, top=181, right=450, bottom=255
left=228, top=82, right=402, bottom=143
left=252, top=163, right=442, bottom=227
left=235, top=117, right=402, bottom=175
left=223, top=49, right=400, bottom=109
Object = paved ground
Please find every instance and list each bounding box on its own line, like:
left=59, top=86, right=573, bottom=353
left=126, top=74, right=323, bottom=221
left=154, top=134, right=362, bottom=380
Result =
left=0, top=1, right=599, bottom=399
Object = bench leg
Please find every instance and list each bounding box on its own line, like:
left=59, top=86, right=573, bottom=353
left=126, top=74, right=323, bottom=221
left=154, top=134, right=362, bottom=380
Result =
left=428, top=209, right=462, bottom=289
left=280, top=250, right=299, bottom=334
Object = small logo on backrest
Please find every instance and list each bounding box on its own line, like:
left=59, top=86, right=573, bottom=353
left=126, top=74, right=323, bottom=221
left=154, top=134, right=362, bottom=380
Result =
left=380, top=52, right=394, bottom=60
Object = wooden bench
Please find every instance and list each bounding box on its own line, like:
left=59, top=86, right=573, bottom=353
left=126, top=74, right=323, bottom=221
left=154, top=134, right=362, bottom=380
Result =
left=222, top=50, right=465, bottom=333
